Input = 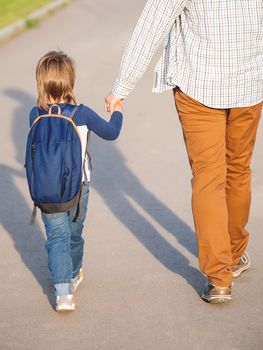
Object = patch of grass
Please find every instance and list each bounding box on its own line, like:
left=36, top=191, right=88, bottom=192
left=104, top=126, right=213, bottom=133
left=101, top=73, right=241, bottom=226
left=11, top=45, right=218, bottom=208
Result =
left=0, top=0, right=54, bottom=29
left=25, top=18, right=40, bottom=29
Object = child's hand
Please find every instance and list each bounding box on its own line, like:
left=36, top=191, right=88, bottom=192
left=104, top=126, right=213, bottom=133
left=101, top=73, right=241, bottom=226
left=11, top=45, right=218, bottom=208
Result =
left=112, top=101, right=123, bottom=114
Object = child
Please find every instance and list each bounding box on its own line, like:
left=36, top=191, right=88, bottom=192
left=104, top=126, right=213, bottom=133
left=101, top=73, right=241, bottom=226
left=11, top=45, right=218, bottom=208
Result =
left=28, top=51, right=123, bottom=312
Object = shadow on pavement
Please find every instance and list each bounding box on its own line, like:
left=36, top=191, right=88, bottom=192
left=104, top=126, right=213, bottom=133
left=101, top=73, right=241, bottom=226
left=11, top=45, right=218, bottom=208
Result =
left=91, top=134, right=205, bottom=293
left=1, top=88, right=54, bottom=307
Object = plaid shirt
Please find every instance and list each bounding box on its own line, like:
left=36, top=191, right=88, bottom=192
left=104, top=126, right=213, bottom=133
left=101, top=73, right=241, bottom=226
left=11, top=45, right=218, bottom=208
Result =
left=112, top=0, right=263, bottom=108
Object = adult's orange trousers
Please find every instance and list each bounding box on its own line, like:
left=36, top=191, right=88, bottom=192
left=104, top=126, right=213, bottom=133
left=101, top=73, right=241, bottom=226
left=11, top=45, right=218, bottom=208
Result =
left=174, top=88, right=262, bottom=286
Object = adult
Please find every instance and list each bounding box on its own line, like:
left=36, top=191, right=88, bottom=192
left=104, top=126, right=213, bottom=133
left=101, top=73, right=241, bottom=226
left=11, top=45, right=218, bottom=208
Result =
left=105, top=0, right=263, bottom=303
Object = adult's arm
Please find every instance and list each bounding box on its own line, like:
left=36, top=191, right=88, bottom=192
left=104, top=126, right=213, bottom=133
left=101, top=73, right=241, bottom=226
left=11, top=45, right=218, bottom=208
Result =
left=111, top=0, right=188, bottom=100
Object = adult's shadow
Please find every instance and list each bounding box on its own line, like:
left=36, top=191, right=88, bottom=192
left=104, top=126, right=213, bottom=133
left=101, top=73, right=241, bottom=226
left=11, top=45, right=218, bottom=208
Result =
left=91, top=136, right=205, bottom=292
left=2, top=88, right=54, bottom=306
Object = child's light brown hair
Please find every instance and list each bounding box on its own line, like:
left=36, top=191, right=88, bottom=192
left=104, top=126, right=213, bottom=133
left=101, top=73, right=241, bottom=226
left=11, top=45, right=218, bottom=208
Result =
left=36, top=51, right=77, bottom=110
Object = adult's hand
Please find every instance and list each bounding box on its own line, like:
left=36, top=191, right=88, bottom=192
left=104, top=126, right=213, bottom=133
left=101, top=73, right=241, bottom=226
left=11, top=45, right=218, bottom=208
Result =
left=105, top=93, right=123, bottom=115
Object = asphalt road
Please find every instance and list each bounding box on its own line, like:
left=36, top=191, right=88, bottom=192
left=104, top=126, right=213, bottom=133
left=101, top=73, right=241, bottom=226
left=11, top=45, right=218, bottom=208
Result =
left=0, top=1, right=262, bottom=349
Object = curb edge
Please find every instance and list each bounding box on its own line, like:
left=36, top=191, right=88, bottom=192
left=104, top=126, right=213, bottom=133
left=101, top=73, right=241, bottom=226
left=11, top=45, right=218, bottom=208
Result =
left=0, top=0, right=74, bottom=44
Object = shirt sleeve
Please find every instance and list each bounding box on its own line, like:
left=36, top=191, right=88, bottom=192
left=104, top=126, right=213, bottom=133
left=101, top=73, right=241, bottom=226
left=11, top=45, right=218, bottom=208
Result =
left=76, top=104, right=123, bottom=141
left=112, top=0, right=188, bottom=99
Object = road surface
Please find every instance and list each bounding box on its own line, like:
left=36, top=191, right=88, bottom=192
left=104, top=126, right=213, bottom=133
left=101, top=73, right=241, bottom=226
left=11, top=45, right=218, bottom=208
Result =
left=0, top=1, right=262, bottom=349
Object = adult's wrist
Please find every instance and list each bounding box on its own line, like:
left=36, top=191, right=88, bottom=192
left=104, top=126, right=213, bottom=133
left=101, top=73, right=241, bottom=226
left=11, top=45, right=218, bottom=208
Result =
left=112, top=80, right=132, bottom=100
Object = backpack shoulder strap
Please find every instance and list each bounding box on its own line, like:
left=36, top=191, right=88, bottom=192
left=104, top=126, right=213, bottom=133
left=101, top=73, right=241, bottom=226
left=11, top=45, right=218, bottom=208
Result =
left=86, top=129, right=92, bottom=168
left=30, top=203, right=37, bottom=225
left=61, top=105, right=79, bottom=119
left=69, top=105, right=79, bottom=119
left=85, top=129, right=93, bottom=172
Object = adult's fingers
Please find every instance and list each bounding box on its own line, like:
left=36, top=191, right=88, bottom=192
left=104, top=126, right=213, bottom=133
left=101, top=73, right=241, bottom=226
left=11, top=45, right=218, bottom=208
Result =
left=105, top=94, right=113, bottom=113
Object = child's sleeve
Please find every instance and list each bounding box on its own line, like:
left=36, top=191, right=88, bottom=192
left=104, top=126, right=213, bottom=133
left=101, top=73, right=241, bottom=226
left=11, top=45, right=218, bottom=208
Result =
left=77, top=104, right=123, bottom=140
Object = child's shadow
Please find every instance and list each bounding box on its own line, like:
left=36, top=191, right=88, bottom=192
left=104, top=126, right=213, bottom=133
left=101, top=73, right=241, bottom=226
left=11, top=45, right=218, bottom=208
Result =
left=91, top=130, right=205, bottom=292
left=2, top=88, right=54, bottom=307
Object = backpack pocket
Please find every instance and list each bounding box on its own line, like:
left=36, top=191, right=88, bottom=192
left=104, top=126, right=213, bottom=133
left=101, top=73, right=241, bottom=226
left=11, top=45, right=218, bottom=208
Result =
left=33, top=141, right=66, bottom=203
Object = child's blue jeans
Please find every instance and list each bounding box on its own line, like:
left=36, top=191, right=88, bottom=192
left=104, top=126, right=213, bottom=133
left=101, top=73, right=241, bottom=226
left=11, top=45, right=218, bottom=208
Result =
left=41, top=182, right=89, bottom=296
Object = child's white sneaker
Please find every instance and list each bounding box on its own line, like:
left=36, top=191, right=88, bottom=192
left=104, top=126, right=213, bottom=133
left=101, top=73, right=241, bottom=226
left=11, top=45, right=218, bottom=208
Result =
left=72, top=269, right=84, bottom=293
left=56, top=294, right=76, bottom=312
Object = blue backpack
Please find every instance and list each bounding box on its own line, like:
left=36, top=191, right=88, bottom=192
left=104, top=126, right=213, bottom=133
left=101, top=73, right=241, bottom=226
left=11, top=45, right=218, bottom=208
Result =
left=25, top=104, right=88, bottom=223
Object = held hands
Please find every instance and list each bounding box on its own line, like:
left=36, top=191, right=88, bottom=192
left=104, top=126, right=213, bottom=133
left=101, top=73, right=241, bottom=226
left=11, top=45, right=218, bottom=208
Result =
left=105, top=93, right=123, bottom=114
